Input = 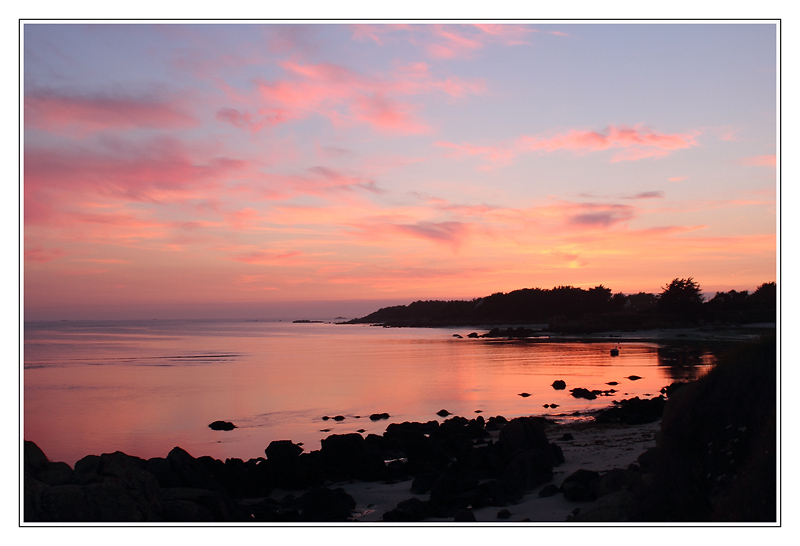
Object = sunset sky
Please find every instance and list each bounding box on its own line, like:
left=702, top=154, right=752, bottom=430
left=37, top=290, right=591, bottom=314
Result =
left=22, top=22, right=778, bottom=320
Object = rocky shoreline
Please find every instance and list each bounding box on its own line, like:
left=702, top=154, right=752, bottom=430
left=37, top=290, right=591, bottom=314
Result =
left=22, top=390, right=683, bottom=523
left=23, top=335, right=776, bottom=524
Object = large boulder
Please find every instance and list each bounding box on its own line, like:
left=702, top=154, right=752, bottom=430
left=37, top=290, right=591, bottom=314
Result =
left=265, top=440, right=304, bottom=463
left=319, top=433, right=385, bottom=481
left=494, top=417, right=561, bottom=492
left=497, top=417, right=551, bottom=457
left=561, top=469, right=601, bottom=501
left=166, top=447, right=215, bottom=489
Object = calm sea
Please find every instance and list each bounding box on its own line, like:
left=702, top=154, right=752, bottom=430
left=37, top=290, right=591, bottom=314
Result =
left=23, top=319, right=716, bottom=466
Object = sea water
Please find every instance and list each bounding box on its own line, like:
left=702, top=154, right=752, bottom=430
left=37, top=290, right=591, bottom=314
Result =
left=23, top=319, right=716, bottom=466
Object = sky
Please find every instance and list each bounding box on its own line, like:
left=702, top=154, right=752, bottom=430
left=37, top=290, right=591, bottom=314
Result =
left=22, top=21, right=778, bottom=320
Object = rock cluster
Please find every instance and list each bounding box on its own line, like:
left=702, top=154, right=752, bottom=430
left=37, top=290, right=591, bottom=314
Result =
left=24, top=414, right=565, bottom=523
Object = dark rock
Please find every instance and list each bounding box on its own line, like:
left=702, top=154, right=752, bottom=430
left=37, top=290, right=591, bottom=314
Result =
left=501, top=449, right=554, bottom=492
left=518, top=392, right=531, bottom=397
left=160, top=498, right=214, bottom=521
left=560, top=432, right=574, bottom=441
left=467, top=332, right=479, bottom=338
left=539, top=483, right=560, bottom=497
left=494, top=417, right=558, bottom=492
left=552, top=380, right=567, bottom=390
left=159, top=487, right=239, bottom=521
left=29, top=484, right=93, bottom=521
left=265, top=440, right=304, bottom=463
left=383, top=497, right=434, bottom=522
left=636, top=446, right=660, bottom=474
left=549, top=442, right=565, bottom=465
left=208, top=420, right=236, bottom=431
left=483, top=478, right=524, bottom=506
left=24, top=440, right=50, bottom=475
left=485, top=415, right=508, bottom=430
left=497, top=417, right=551, bottom=456
left=166, top=447, right=215, bottom=489
left=594, top=396, right=666, bottom=425
left=333, top=415, right=345, bottom=421
left=627, top=375, right=642, bottom=381
left=453, top=508, right=476, bottom=522
left=561, top=469, right=601, bottom=502
left=607, top=381, right=619, bottom=386
left=453, top=334, right=463, bottom=338
left=300, top=487, right=355, bottom=521
left=591, top=468, right=642, bottom=498
left=660, top=381, right=690, bottom=397
left=568, top=491, right=635, bottom=522
left=436, top=409, right=451, bottom=417
left=496, top=508, right=512, bottom=519
left=369, top=412, right=390, bottom=421
left=319, top=433, right=385, bottom=481
left=571, top=387, right=600, bottom=400
left=39, top=482, right=150, bottom=522
left=41, top=461, right=74, bottom=486
left=429, top=467, right=480, bottom=505
left=74, top=451, right=159, bottom=511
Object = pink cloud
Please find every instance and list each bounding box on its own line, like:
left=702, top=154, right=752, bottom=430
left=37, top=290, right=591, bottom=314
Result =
left=436, top=141, right=517, bottom=168
left=226, top=208, right=260, bottom=230
left=222, top=53, right=483, bottom=136
left=24, top=138, right=250, bottom=227
left=351, top=93, right=429, bottom=134
left=521, top=125, right=698, bottom=161
left=352, top=24, right=533, bottom=59
left=473, top=24, right=535, bottom=44
left=394, top=221, right=470, bottom=244
left=427, top=25, right=484, bottom=59
left=669, top=175, right=689, bottom=182
left=25, top=90, right=196, bottom=135
left=253, top=60, right=434, bottom=134
left=739, top=155, right=776, bottom=167
left=349, top=24, right=414, bottom=45
left=623, top=191, right=665, bottom=200
left=566, top=203, right=635, bottom=228
left=216, top=107, right=284, bottom=132
left=348, top=220, right=473, bottom=250
left=439, top=124, right=699, bottom=168
left=24, top=245, right=64, bottom=263
left=230, top=250, right=302, bottom=264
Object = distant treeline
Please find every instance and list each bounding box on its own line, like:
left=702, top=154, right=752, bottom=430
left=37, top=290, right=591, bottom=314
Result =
left=346, top=279, right=776, bottom=332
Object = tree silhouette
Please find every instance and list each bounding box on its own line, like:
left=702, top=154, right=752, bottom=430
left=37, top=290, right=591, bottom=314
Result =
left=658, top=277, right=704, bottom=322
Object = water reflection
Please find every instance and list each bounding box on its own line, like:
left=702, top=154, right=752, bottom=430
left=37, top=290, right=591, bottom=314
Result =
left=656, top=343, right=720, bottom=381
left=24, top=321, right=721, bottom=466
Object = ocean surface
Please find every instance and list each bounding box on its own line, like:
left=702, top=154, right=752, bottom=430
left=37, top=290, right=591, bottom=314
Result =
left=23, top=319, right=717, bottom=466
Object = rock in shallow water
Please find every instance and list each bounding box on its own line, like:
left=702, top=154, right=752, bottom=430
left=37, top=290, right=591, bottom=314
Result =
left=208, top=421, right=236, bottom=431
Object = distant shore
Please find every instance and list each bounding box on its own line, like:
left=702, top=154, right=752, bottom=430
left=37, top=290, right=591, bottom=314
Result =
left=355, top=322, right=775, bottom=344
